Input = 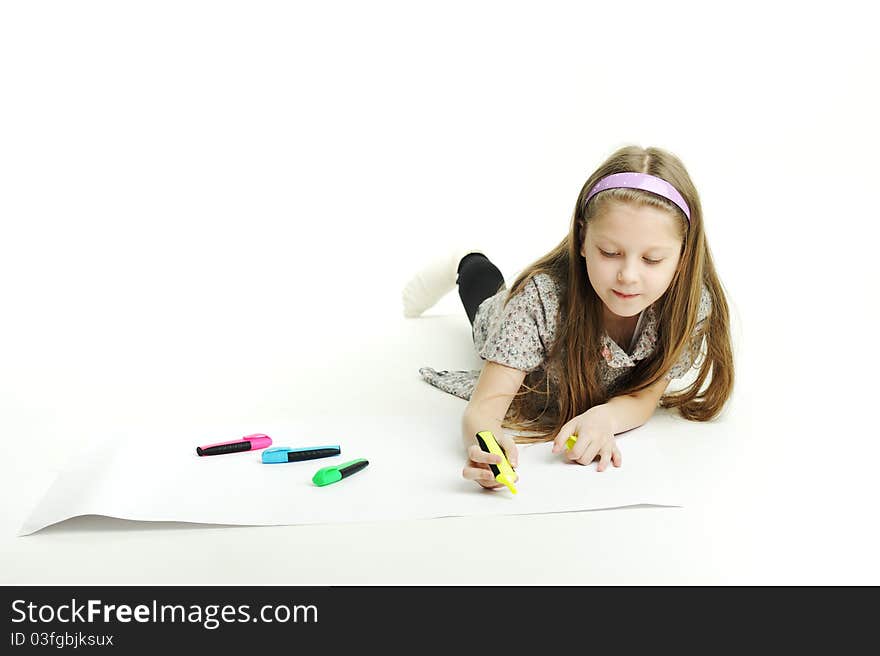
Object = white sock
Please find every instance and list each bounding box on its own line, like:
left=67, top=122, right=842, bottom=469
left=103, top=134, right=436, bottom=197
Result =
left=401, top=248, right=485, bottom=317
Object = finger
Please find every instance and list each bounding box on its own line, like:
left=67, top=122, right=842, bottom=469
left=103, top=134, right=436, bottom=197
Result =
left=467, top=466, right=507, bottom=489
left=578, top=443, right=601, bottom=467
left=597, top=448, right=611, bottom=472
left=566, top=434, right=591, bottom=461
left=462, top=464, right=499, bottom=485
left=499, top=436, right=520, bottom=468
left=551, top=423, right=574, bottom=453
left=468, top=444, right=502, bottom=466
left=566, top=436, right=587, bottom=461
left=612, top=444, right=622, bottom=467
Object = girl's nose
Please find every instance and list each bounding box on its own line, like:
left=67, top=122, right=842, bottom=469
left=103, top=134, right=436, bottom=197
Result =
left=618, top=264, right=638, bottom=284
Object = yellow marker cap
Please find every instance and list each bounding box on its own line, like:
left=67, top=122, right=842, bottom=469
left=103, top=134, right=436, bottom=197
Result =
left=475, top=430, right=518, bottom=494
left=565, top=435, right=578, bottom=450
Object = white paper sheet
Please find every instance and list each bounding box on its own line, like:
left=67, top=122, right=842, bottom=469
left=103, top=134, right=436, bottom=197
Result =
left=19, top=412, right=682, bottom=535
left=19, top=314, right=688, bottom=535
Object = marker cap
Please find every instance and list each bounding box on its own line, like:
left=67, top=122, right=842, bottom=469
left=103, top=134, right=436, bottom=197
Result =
left=244, top=434, right=272, bottom=450
left=312, top=466, right=343, bottom=486
left=262, top=447, right=291, bottom=464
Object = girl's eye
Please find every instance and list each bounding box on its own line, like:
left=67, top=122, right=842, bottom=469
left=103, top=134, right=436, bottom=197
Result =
left=599, top=250, right=663, bottom=265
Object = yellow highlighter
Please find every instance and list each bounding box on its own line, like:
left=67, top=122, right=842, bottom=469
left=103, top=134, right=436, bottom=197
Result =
left=565, top=435, right=578, bottom=450
left=475, top=430, right=517, bottom=494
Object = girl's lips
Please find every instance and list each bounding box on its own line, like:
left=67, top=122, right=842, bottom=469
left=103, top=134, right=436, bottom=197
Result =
left=613, top=290, right=639, bottom=299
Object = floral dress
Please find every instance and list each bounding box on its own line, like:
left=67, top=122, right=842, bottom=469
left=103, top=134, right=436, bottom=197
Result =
left=419, top=273, right=712, bottom=415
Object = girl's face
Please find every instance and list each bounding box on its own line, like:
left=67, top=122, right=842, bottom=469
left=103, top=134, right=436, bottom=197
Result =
left=581, top=202, right=683, bottom=322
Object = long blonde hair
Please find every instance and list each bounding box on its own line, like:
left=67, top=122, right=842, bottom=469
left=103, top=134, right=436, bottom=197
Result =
left=502, top=145, right=734, bottom=442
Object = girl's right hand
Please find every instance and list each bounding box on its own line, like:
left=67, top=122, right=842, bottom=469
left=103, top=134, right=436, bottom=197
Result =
left=462, top=436, right=519, bottom=489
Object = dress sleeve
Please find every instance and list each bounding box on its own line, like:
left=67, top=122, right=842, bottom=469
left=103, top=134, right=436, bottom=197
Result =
left=477, top=275, right=559, bottom=373
left=665, top=283, right=713, bottom=381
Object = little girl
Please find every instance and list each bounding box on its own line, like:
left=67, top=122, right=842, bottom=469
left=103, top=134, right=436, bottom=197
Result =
left=404, top=145, right=734, bottom=489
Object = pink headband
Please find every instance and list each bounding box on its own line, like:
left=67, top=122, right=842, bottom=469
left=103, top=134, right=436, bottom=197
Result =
left=585, top=172, right=691, bottom=222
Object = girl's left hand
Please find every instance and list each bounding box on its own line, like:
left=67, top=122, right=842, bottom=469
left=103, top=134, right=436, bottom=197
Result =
left=551, top=405, right=622, bottom=471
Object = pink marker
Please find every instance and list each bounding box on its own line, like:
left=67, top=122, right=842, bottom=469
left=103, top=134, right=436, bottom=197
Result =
left=196, top=433, right=272, bottom=457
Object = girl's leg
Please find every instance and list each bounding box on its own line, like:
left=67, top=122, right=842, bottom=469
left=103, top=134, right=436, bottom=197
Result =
left=456, top=253, right=505, bottom=326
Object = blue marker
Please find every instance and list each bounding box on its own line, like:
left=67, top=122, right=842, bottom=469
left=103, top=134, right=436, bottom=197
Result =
left=261, top=445, right=341, bottom=464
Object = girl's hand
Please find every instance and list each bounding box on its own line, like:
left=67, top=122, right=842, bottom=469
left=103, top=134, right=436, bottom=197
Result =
left=550, top=405, right=622, bottom=471
left=462, top=433, right=519, bottom=489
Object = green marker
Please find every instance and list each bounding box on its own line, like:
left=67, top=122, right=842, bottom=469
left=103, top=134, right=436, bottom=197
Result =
left=312, top=458, right=369, bottom=486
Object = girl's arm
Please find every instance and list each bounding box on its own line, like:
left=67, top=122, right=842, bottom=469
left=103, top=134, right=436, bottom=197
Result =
left=601, top=375, right=671, bottom=434
left=462, top=361, right=526, bottom=443
left=461, top=361, right=526, bottom=484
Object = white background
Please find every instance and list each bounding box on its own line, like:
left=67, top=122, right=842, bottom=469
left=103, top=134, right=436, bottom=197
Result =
left=1, top=0, right=878, bottom=584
